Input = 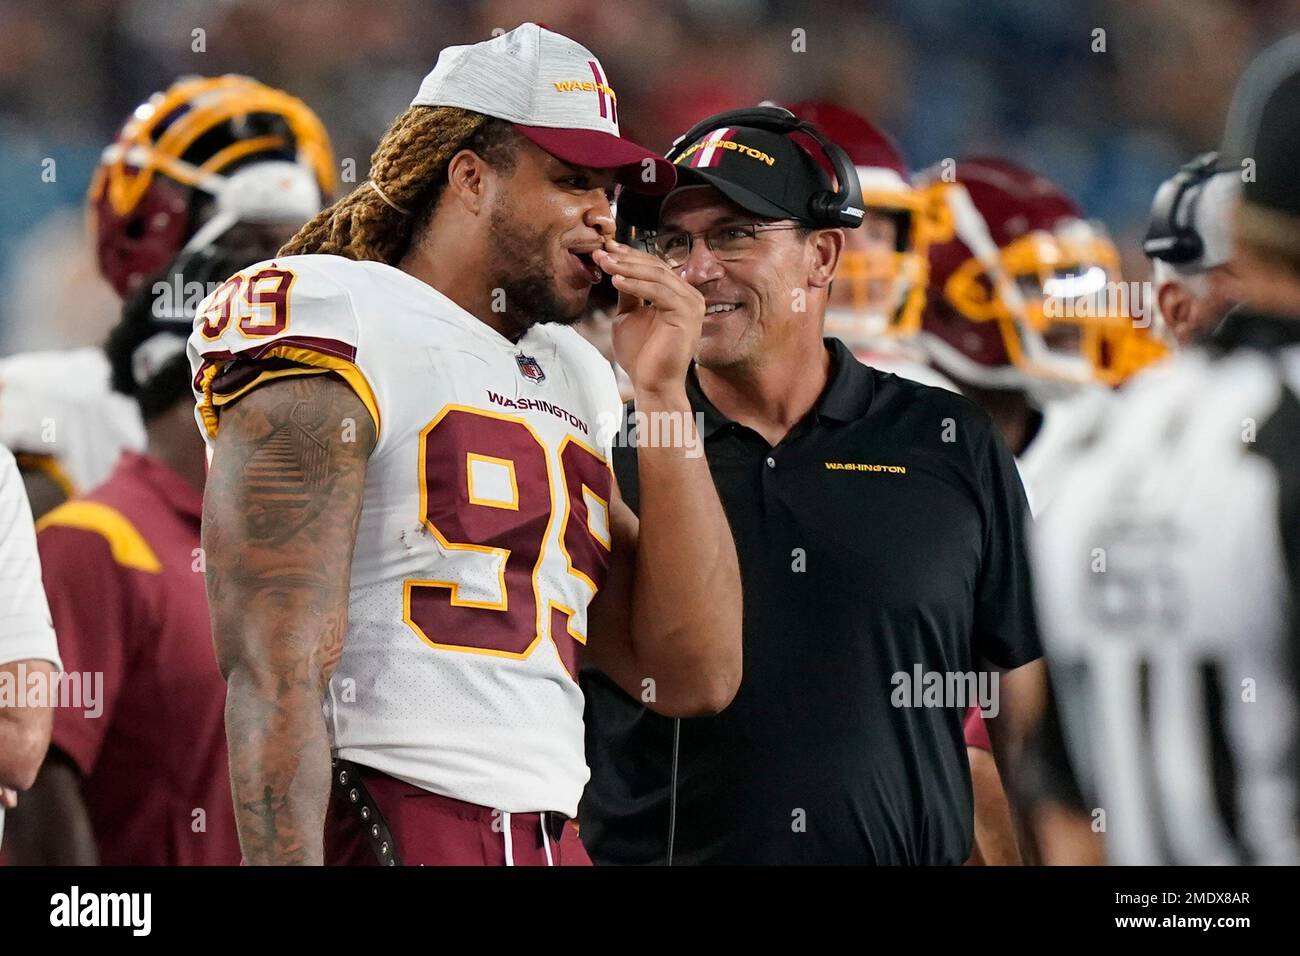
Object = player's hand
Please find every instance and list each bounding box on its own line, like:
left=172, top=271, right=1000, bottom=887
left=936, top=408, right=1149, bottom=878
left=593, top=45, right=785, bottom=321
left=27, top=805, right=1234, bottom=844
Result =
left=594, top=239, right=704, bottom=398
left=1, top=787, right=17, bottom=809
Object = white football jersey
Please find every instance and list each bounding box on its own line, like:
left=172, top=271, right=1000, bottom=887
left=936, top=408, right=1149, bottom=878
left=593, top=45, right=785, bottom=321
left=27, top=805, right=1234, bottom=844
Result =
left=0, top=347, right=145, bottom=494
left=1017, top=386, right=1113, bottom=517
left=1032, top=346, right=1300, bottom=864
left=188, top=254, right=623, bottom=816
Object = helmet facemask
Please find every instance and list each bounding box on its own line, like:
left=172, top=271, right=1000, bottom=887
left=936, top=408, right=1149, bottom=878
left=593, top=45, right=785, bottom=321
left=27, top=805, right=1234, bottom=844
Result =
left=824, top=184, right=931, bottom=349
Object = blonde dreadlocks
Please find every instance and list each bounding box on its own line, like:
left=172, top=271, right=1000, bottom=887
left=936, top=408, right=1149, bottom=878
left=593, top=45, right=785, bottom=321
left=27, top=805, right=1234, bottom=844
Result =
left=280, top=105, right=519, bottom=265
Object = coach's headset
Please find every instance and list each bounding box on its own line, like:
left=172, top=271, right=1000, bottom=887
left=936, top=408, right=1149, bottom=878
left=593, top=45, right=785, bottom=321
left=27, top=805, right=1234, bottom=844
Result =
left=1143, top=151, right=1229, bottom=264
left=657, top=105, right=867, bottom=229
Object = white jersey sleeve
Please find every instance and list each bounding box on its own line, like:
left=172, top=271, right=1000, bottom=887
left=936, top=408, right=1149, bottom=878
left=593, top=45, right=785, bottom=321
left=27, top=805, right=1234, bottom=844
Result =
left=186, top=254, right=381, bottom=447
left=0, top=445, right=60, bottom=670
left=1020, top=385, right=1132, bottom=516
left=0, top=348, right=145, bottom=494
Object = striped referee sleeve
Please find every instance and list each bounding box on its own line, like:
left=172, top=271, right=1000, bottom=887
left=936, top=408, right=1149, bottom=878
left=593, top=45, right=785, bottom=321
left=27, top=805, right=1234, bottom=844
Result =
left=0, top=445, right=61, bottom=669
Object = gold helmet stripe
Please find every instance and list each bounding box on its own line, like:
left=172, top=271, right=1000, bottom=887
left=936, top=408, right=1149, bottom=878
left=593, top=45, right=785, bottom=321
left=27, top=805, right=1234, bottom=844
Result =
left=197, top=135, right=293, bottom=178
left=98, top=75, right=335, bottom=217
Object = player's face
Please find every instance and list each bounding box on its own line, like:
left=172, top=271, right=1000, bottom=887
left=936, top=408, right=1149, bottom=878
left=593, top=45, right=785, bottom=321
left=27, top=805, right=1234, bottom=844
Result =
left=658, top=189, right=813, bottom=371
left=828, top=209, right=899, bottom=314
left=484, top=143, right=616, bottom=337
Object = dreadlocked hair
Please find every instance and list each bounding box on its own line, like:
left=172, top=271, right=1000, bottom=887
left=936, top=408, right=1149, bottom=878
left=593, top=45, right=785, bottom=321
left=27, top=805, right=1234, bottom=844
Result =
left=279, top=106, right=521, bottom=264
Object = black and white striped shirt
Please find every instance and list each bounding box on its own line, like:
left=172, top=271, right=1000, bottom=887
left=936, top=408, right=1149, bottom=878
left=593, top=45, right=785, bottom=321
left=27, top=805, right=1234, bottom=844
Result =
left=1032, top=310, right=1300, bottom=864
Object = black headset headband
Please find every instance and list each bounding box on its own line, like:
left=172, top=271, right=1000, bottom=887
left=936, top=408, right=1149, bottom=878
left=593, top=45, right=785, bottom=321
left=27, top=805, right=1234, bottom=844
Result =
left=1143, top=151, right=1228, bottom=265
left=664, top=106, right=866, bottom=229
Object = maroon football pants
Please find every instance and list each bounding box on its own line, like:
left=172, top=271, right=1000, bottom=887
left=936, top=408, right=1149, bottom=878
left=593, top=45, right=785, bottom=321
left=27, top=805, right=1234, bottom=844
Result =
left=324, top=764, right=591, bottom=866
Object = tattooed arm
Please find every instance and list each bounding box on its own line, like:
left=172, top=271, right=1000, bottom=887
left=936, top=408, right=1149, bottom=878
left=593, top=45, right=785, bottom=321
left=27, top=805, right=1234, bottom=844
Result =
left=204, top=373, right=376, bottom=865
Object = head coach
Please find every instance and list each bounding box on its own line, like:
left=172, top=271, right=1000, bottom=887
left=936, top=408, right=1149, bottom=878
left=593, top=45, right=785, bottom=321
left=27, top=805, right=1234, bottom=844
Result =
left=579, top=107, right=1045, bottom=865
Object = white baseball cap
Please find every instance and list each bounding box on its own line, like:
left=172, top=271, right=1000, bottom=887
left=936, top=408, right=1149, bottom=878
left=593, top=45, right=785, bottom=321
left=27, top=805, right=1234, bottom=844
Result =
left=410, top=22, right=674, bottom=195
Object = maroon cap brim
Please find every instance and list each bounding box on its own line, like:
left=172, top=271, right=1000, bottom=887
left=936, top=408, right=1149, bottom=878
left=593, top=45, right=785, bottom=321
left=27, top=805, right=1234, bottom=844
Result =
left=512, top=124, right=676, bottom=196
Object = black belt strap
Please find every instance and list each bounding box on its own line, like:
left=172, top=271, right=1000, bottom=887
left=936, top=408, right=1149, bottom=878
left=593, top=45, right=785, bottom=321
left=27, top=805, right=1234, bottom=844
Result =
left=332, top=758, right=402, bottom=866
left=539, top=810, right=570, bottom=846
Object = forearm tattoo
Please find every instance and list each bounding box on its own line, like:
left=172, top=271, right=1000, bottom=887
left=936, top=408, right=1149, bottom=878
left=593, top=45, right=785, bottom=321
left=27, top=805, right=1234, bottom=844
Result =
left=203, top=374, right=375, bottom=864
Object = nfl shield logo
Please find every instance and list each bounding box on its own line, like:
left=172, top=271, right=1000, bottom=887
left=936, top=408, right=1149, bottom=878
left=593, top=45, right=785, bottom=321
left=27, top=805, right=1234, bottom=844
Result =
left=515, top=353, right=546, bottom=384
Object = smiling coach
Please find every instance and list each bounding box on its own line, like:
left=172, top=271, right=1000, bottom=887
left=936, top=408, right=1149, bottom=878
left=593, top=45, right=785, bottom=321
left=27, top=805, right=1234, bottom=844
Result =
left=580, top=107, right=1045, bottom=865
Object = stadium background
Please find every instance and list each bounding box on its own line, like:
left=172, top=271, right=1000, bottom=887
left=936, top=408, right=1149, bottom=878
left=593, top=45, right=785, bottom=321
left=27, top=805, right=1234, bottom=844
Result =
left=0, top=0, right=1291, bottom=354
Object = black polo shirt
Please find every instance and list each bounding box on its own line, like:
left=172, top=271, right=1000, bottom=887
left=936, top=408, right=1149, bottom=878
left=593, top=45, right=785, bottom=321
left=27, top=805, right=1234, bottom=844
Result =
left=580, top=338, right=1041, bottom=865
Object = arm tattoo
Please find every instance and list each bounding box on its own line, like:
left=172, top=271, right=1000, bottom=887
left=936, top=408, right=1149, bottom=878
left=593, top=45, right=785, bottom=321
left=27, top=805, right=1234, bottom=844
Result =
left=203, top=373, right=376, bottom=864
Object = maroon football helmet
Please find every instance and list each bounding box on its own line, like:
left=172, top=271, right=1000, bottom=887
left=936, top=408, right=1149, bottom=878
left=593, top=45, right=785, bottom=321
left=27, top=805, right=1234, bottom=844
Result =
left=914, top=157, right=1143, bottom=391
left=88, top=74, right=336, bottom=299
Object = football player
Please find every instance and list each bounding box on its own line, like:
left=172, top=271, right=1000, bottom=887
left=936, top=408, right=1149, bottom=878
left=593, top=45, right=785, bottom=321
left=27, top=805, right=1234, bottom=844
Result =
left=0, top=74, right=334, bottom=518
left=913, top=158, right=1167, bottom=506
left=190, top=24, right=741, bottom=866
left=3, top=76, right=332, bottom=865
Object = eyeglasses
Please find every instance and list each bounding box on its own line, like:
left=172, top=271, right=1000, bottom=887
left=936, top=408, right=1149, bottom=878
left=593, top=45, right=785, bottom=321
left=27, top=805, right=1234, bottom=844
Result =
left=648, top=221, right=805, bottom=268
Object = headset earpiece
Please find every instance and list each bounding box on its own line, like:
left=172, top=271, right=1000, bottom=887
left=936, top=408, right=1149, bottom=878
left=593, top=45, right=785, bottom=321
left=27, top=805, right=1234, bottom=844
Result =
left=1143, top=151, right=1224, bottom=264
left=804, top=134, right=865, bottom=228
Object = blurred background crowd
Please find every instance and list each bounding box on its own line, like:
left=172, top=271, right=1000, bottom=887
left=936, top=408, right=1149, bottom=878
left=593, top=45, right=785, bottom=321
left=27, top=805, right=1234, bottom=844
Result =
left=0, top=0, right=1292, bottom=353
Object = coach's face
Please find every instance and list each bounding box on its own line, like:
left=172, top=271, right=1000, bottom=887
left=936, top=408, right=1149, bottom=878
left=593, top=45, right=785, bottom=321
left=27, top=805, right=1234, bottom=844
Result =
left=485, top=140, right=616, bottom=333
left=657, top=188, right=841, bottom=371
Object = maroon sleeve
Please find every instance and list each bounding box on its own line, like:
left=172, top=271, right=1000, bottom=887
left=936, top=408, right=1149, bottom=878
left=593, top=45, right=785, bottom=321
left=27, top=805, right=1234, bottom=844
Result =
left=964, top=705, right=991, bottom=751
left=35, top=526, right=133, bottom=777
